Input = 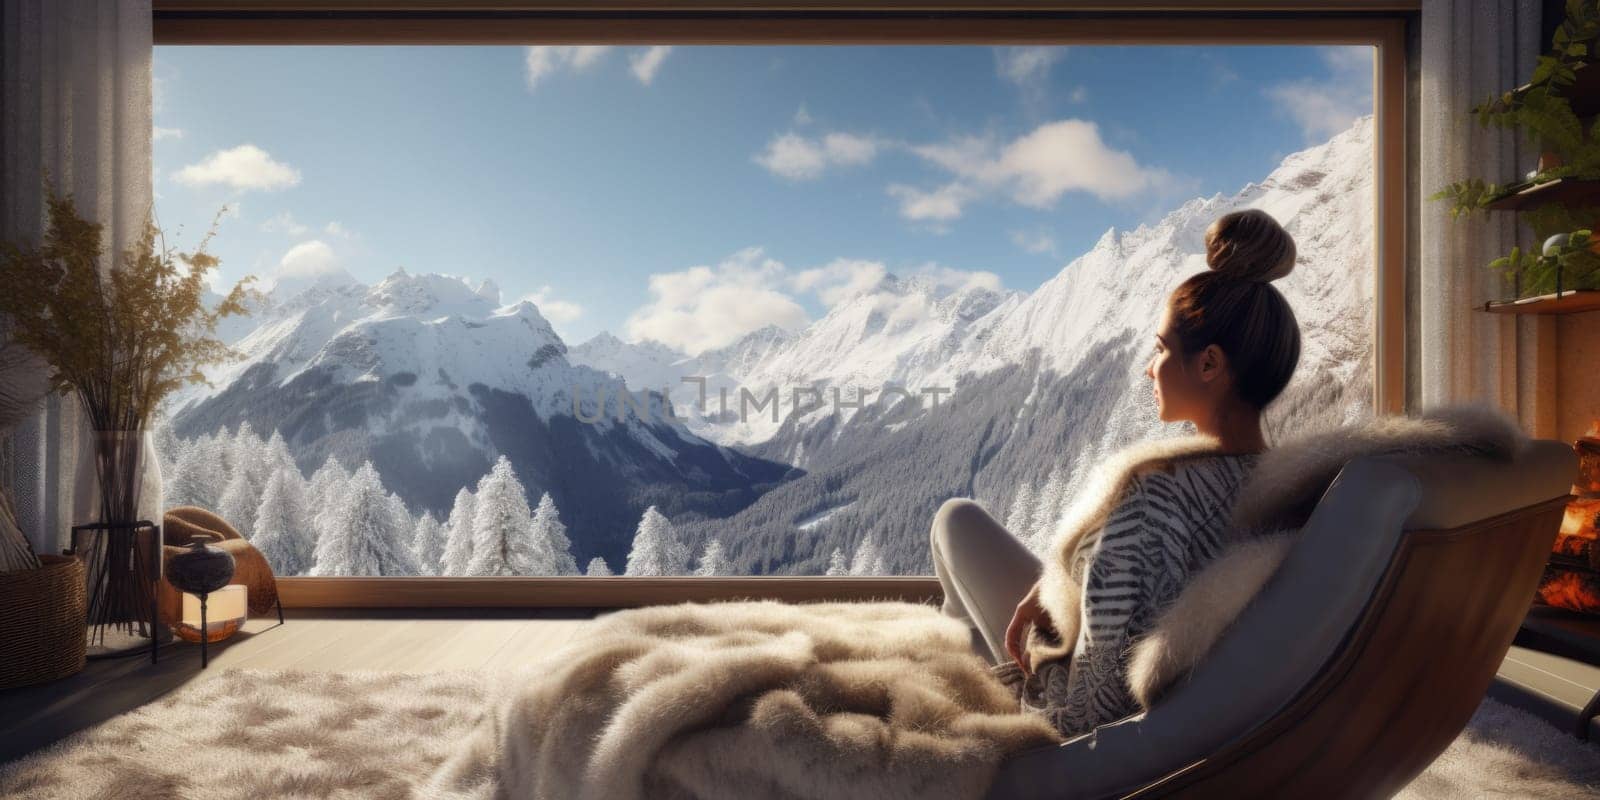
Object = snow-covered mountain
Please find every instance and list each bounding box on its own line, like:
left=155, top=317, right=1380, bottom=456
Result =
left=173, top=115, right=1375, bottom=576
left=585, top=116, right=1372, bottom=467
left=683, top=116, right=1376, bottom=574
left=571, top=272, right=1023, bottom=447
left=170, top=269, right=789, bottom=568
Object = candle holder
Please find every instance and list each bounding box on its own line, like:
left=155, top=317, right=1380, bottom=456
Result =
left=166, top=533, right=236, bottom=668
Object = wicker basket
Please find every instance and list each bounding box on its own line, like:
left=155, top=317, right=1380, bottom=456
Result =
left=0, top=554, right=87, bottom=689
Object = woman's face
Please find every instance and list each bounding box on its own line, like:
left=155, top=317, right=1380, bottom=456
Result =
left=1146, top=305, right=1223, bottom=423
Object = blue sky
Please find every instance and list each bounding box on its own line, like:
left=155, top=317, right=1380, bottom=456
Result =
left=152, top=44, right=1370, bottom=353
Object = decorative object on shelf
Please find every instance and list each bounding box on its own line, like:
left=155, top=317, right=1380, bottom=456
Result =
left=1539, top=419, right=1600, bottom=614
left=0, top=554, right=87, bottom=689
left=1430, top=1, right=1600, bottom=314
left=166, top=533, right=237, bottom=668
left=0, top=191, right=255, bottom=659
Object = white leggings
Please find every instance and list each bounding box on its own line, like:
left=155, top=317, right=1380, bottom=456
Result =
left=929, top=498, right=1042, bottom=665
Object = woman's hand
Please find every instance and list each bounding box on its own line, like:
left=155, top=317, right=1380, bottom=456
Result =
left=1005, top=580, right=1046, bottom=676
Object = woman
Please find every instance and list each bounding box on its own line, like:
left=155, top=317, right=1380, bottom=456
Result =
left=929, top=208, right=1301, bottom=738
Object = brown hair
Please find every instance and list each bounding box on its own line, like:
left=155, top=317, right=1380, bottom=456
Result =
left=1167, top=209, right=1301, bottom=409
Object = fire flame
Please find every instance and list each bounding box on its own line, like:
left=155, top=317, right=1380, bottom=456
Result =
left=1539, top=570, right=1600, bottom=614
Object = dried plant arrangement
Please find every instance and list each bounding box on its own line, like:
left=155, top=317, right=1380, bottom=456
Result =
left=0, top=189, right=254, bottom=641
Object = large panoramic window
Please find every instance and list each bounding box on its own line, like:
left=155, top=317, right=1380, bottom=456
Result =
left=151, top=44, right=1377, bottom=578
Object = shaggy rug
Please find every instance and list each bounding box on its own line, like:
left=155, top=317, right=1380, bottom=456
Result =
left=1, top=669, right=1597, bottom=799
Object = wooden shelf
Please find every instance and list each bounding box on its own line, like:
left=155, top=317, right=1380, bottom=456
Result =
left=1484, top=178, right=1600, bottom=212
left=1482, top=290, right=1600, bottom=315
left=1504, top=60, right=1600, bottom=119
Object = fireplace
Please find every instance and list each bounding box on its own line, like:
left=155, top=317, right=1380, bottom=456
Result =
left=1536, top=421, right=1600, bottom=614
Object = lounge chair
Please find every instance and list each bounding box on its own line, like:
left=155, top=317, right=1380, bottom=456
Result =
left=985, top=440, right=1577, bottom=799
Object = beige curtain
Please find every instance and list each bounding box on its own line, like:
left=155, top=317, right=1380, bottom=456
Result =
left=0, top=0, right=155, bottom=556
left=1417, top=0, right=1555, bottom=433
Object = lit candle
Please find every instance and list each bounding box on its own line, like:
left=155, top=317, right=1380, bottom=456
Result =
left=178, top=584, right=248, bottom=643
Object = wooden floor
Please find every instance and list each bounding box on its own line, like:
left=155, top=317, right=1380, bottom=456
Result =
left=0, top=608, right=600, bottom=764
left=6, top=606, right=1600, bottom=767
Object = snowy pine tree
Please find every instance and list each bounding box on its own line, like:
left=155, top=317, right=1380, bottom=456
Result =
left=218, top=467, right=264, bottom=538
left=667, top=538, right=691, bottom=576
left=412, top=512, right=447, bottom=576
left=529, top=492, right=579, bottom=576
left=226, top=421, right=269, bottom=482
left=252, top=467, right=316, bottom=576
left=694, top=538, right=727, bottom=576
left=585, top=557, right=614, bottom=576
left=849, top=537, right=886, bottom=576
left=440, top=487, right=477, bottom=576
left=262, top=430, right=297, bottom=475
left=164, top=436, right=227, bottom=511
left=306, top=455, right=353, bottom=526
left=465, top=457, right=545, bottom=576
left=309, top=462, right=419, bottom=576
left=624, top=506, right=684, bottom=576
left=824, top=547, right=849, bottom=576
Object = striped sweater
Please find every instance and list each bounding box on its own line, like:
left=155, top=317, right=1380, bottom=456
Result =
left=1016, top=452, right=1260, bottom=737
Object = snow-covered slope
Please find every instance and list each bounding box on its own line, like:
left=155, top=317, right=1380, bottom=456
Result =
left=568, top=332, right=690, bottom=396
left=171, top=270, right=789, bottom=568
left=687, top=116, right=1377, bottom=574
left=573, top=273, right=1022, bottom=445
left=581, top=115, right=1372, bottom=455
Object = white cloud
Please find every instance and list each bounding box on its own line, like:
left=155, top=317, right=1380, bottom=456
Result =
left=520, top=285, right=584, bottom=326
left=1068, top=86, right=1088, bottom=103
left=997, top=120, right=1168, bottom=206
left=906, top=262, right=1004, bottom=294
left=278, top=240, right=339, bottom=279
left=886, top=182, right=973, bottom=223
left=822, top=132, right=877, bottom=165
left=153, top=126, right=184, bottom=141
left=261, top=211, right=308, bottom=236
left=755, top=117, right=1177, bottom=226
left=524, top=46, right=614, bottom=89
left=629, top=46, right=673, bottom=85
left=791, top=258, right=888, bottom=308
left=1010, top=229, right=1058, bottom=256
left=793, top=104, right=813, bottom=125
left=624, top=248, right=809, bottom=355
left=324, top=221, right=351, bottom=237
left=753, top=130, right=881, bottom=180
left=174, top=144, right=301, bottom=191
left=1265, top=46, right=1373, bottom=143
left=622, top=249, right=1004, bottom=352
left=995, top=46, right=1067, bottom=87
left=894, top=118, right=1171, bottom=223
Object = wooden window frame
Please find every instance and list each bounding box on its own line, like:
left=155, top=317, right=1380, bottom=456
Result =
left=152, top=1, right=1414, bottom=608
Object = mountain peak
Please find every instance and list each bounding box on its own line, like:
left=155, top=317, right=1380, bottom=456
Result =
left=580, top=331, right=625, bottom=349
left=366, top=271, right=499, bottom=317
left=475, top=279, right=501, bottom=305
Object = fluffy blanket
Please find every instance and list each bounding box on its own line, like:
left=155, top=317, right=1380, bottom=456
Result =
left=1029, top=403, right=1530, bottom=707
left=429, top=600, right=1063, bottom=800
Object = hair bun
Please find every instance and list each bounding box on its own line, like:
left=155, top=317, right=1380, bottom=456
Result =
left=1203, top=208, right=1296, bottom=283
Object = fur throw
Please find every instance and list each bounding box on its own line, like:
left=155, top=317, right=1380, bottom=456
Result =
left=431, top=600, right=1063, bottom=800
left=1028, top=403, right=1528, bottom=709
